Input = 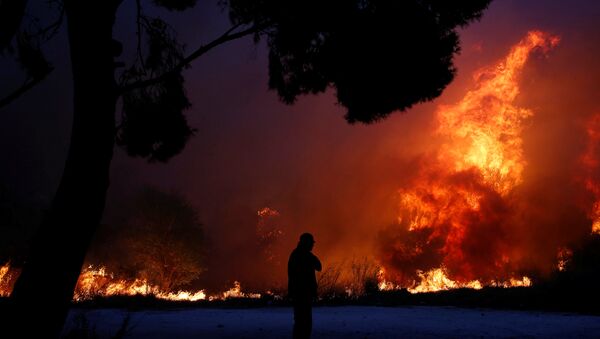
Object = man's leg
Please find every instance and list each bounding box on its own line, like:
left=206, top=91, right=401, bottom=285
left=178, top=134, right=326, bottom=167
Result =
left=306, top=304, right=312, bottom=337
left=293, top=301, right=312, bottom=339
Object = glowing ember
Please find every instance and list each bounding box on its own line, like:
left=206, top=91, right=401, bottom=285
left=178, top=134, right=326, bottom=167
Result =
left=0, top=262, right=15, bottom=297
left=381, top=31, right=560, bottom=288
left=580, top=113, right=600, bottom=234
left=219, top=281, right=261, bottom=300
left=256, top=207, right=284, bottom=263
left=556, top=247, right=573, bottom=272
left=591, top=208, right=600, bottom=235
left=257, top=207, right=280, bottom=218
left=504, top=276, right=532, bottom=288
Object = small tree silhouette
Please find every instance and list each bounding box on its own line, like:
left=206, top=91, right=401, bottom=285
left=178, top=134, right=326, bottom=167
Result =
left=121, top=188, right=205, bottom=291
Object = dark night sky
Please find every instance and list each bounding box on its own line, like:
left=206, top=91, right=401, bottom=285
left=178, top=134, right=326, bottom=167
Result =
left=1, top=0, right=599, bottom=287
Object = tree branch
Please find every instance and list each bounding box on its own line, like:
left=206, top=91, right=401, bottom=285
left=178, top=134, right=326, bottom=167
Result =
left=34, top=4, right=65, bottom=43
left=0, top=2, right=62, bottom=110
left=135, top=0, right=146, bottom=71
left=119, top=23, right=265, bottom=94
left=0, top=69, right=53, bottom=110
left=0, top=0, right=28, bottom=50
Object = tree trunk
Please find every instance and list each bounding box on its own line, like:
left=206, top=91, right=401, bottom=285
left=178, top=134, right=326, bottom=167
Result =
left=5, top=1, right=120, bottom=337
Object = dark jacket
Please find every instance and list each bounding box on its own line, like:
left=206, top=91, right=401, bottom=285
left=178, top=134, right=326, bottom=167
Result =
left=288, top=247, right=322, bottom=300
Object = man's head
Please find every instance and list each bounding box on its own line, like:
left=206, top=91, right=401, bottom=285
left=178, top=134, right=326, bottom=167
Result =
left=298, top=232, right=315, bottom=251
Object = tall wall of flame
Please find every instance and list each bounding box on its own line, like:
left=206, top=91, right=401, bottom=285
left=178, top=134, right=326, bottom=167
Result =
left=378, top=31, right=580, bottom=286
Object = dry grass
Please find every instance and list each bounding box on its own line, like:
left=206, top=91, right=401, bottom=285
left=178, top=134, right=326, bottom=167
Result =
left=317, top=257, right=380, bottom=299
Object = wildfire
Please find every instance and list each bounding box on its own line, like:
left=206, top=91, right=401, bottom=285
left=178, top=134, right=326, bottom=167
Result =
left=73, top=265, right=209, bottom=301
left=0, top=263, right=261, bottom=301
left=73, top=266, right=262, bottom=301
left=382, top=31, right=560, bottom=288
left=377, top=266, right=531, bottom=294
left=4, top=31, right=590, bottom=299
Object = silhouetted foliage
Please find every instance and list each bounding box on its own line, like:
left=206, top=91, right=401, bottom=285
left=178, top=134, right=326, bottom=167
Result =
left=317, top=264, right=343, bottom=298
left=309, top=258, right=380, bottom=299
left=350, top=257, right=380, bottom=296
left=0, top=0, right=27, bottom=52
left=0, top=1, right=60, bottom=71
left=117, top=17, right=195, bottom=162
left=117, top=72, right=194, bottom=162
left=15, top=33, right=52, bottom=80
left=226, top=0, right=491, bottom=123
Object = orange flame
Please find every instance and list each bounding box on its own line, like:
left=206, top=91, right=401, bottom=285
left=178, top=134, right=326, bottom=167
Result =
left=382, top=31, right=559, bottom=290
left=72, top=265, right=210, bottom=301
left=436, top=31, right=559, bottom=195
left=407, top=268, right=483, bottom=294
left=377, top=266, right=531, bottom=294
left=0, top=263, right=261, bottom=301
left=73, top=266, right=260, bottom=301
left=0, top=262, right=16, bottom=297
left=377, top=268, right=399, bottom=291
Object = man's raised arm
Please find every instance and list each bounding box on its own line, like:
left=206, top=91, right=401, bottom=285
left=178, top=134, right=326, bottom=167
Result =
left=313, top=254, right=322, bottom=272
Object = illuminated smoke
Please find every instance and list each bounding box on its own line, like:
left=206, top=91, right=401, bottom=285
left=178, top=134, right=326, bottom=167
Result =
left=379, top=31, right=560, bottom=290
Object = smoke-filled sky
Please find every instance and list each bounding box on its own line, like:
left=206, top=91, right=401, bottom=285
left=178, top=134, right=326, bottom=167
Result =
left=1, top=0, right=599, bottom=289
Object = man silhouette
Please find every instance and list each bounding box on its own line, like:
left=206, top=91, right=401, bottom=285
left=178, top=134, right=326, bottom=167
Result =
left=288, top=232, right=322, bottom=339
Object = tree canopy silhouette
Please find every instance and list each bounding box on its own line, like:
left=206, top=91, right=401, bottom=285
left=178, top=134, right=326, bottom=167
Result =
left=227, top=0, right=491, bottom=123
left=0, top=0, right=491, bottom=337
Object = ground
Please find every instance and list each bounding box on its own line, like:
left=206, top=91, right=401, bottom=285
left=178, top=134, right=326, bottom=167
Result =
left=64, top=306, right=600, bottom=338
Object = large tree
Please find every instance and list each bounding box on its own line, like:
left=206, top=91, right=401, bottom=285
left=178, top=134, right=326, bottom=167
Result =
left=0, top=0, right=491, bottom=337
